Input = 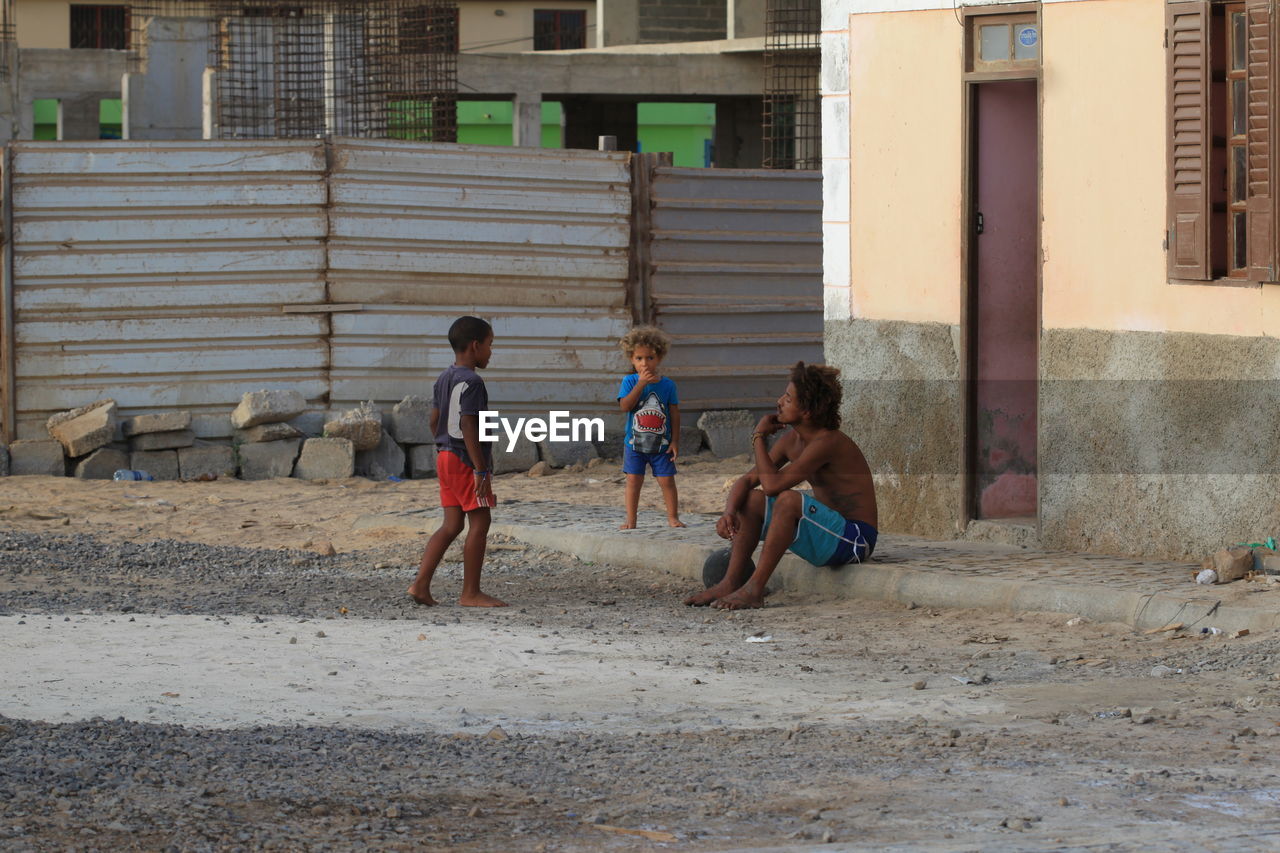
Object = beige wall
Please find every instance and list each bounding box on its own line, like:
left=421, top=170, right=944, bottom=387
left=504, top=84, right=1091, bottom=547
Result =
left=841, top=0, right=1280, bottom=337
left=460, top=1, right=595, bottom=53
left=847, top=9, right=962, bottom=325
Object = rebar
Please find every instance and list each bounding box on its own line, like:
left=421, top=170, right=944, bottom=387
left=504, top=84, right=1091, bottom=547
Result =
left=763, top=0, right=820, bottom=170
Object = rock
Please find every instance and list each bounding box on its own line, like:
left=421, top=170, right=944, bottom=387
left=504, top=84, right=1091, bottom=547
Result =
left=390, top=395, right=433, bottom=445
left=678, top=425, right=704, bottom=455
left=527, top=461, right=548, bottom=477
left=178, top=445, right=237, bottom=480
left=1207, top=546, right=1253, bottom=583
left=592, top=428, right=627, bottom=460
left=485, top=725, right=509, bottom=741
left=47, top=399, right=117, bottom=457
left=9, top=440, right=66, bottom=476
left=1150, top=665, right=1175, bottom=678
left=538, top=439, right=598, bottom=468
left=911, top=680, right=926, bottom=690
left=130, top=430, right=196, bottom=452
left=493, top=436, right=539, bottom=474
left=325, top=402, right=383, bottom=452
left=238, top=439, right=302, bottom=480
left=697, top=410, right=756, bottom=458
left=73, top=448, right=129, bottom=480
left=293, top=437, right=355, bottom=480
left=235, top=422, right=304, bottom=444
left=407, top=445, right=437, bottom=479
left=130, top=450, right=179, bottom=481
left=121, top=411, right=191, bottom=437
left=230, top=389, right=307, bottom=430
left=354, top=429, right=405, bottom=480
left=0, top=444, right=7, bottom=476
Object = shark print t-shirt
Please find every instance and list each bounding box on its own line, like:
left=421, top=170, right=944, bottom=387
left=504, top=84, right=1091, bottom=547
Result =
left=617, top=374, right=679, bottom=454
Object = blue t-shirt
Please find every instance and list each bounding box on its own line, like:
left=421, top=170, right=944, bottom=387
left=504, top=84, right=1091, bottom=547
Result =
left=433, top=364, right=493, bottom=470
left=617, top=374, right=679, bottom=454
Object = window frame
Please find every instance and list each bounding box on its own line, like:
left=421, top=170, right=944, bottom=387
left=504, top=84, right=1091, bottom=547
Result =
left=533, top=9, right=586, bottom=51
left=69, top=4, right=130, bottom=51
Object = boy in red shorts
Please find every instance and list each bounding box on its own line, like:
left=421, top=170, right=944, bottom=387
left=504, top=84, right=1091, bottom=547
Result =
left=407, top=316, right=507, bottom=608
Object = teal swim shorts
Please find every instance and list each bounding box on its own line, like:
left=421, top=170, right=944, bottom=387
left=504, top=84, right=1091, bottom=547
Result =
left=761, top=492, right=877, bottom=567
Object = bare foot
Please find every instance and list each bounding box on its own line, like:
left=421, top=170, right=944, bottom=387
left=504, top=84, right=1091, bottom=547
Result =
left=619, top=522, right=637, bottom=530
left=458, top=591, right=509, bottom=608
left=683, top=580, right=737, bottom=606
left=407, top=586, right=438, bottom=606
left=667, top=518, right=686, bottom=528
left=712, top=587, right=765, bottom=610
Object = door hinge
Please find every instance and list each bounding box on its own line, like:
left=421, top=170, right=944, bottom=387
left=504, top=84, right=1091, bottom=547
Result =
left=975, top=212, right=984, bottom=235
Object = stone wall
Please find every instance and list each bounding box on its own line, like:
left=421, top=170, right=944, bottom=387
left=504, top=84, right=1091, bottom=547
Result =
left=639, top=0, right=727, bottom=43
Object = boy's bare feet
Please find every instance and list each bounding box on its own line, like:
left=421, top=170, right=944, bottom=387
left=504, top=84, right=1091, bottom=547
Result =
left=459, top=591, right=509, bottom=607
left=711, top=588, right=765, bottom=610
left=619, top=522, right=637, bottom=530
left=407, top=585, right=438, bottom=606
left=667, top=518, right=686, bottom=528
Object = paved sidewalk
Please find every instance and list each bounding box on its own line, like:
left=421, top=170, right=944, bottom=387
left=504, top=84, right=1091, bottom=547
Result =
left=355, top=499, right=1280, bottom=634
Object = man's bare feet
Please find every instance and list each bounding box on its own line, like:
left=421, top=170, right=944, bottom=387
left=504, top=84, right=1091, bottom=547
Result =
left=683, top=580, right=737, bottom=606
left=458, top=591, right=509, bottom=607
left=667, top=518, right=687, bottom=528
left=407, top=586, right=438, bottom=606
left=619, top=521, right=637, bottom=530
left=711, top=588, right=765, bottom=610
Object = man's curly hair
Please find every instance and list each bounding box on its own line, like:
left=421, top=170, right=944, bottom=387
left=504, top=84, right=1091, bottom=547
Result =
left=790, top=361, right=842, bottom=430
left=619, top=326, right=671, bottom=359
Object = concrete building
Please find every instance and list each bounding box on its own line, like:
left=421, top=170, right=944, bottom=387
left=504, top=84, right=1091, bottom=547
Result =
left=821, top=0, right=1280, bottom=560
left=0, top=0, right=774, bottom=165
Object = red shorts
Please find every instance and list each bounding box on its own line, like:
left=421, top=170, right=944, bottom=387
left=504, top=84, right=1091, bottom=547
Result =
left=437, top=449, right=495, bottom=512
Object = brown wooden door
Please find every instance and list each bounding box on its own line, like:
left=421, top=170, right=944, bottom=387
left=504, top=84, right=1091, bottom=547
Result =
left=971, top=80, right=1038, bottom=520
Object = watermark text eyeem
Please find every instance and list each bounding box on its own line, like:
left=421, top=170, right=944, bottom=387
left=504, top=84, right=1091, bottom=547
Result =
left=480, top=411, right=604, bottom=452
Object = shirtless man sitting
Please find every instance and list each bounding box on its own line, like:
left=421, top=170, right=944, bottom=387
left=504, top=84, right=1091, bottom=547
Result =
left=684, top=362, right=878, bottom=610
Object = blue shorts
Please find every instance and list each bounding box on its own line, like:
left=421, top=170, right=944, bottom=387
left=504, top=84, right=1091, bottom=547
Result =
left=622, top=445, right=676, bottom=477
left=762, top=493, right=877, bottom=567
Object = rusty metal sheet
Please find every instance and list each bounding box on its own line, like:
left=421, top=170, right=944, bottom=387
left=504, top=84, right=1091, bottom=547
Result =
left=326, top=139, right=633, bottom=419
left=649, top=167, right=824, bottom=413
left=7, top=141, right=328, bottom=439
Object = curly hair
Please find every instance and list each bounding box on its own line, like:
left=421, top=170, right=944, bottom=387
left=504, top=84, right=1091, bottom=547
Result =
left=789, top=361, right=842, bottom=430
left=619, top=326, right=671, bottom=359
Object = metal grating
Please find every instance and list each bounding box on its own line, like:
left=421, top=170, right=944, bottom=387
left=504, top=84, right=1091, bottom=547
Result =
left=763, top=0, right=820, bottom=170
left=130, top=1, right=457, bottom=141
left=0, top=0, right=14, bottom=81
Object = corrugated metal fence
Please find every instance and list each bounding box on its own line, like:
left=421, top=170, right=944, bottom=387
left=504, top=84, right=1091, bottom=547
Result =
left=0, top=140, right=819, bottom=442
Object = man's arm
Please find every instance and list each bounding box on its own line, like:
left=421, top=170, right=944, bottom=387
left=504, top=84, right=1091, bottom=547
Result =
left=751, top=419, right=829, bottom=496
left=459, top=413, right=493, bottom=501
left=716, top=440, right=789, bottom=539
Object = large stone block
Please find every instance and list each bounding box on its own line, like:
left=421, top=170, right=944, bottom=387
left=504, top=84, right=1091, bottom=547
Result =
left=408, top=444, right=437, bottom=479
left=10, top=440, right=66, bottom=476
left=235, top=422, right=304, bottom=444
left=130, top=450, right=179, bottom=481
left=355, top=429, right=406, bottom=479
left=74, top=448, right=130, bottom=480
left=231, top=389, right=307, bottom=429
left=324, top=402, right=382, bottom=452
left=130, top=429, right=196, bottom=451
left=391, top=395, right=433, bottom=445
left=0, top=444, right=8, bottom=476
left=538, top=439, right=598, bottom=468
left=121, top=411, right=191, bottom=437
left=178, top=444, right=237, bottom=480
left=677, top=425, right=704, bottom=455
left=697, top=410, right=756, bottom=458
left=493, top=436, right=539, bottom=474
left=593, top=429, right=627, bottom=460
left=47, top=399, right=117, bottom=457
left=293, top=438, right=355, bottom=480
left=238, top=439, right=302, bottom=480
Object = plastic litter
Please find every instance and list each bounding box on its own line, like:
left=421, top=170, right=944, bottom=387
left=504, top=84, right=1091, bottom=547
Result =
left=745, top=633, right=772, bottom=643
left=1195, top=568, right=1218, bottom=585
left=386, top=475, right=403, bottom=483
left=112, top=469, right=154, bottom=481
left=1200, top=627, right=1223, bottom=636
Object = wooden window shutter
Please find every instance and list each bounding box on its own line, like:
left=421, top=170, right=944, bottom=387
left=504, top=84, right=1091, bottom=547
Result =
left=1167, top=0, right=1212, bottom=280
left=1247, top=0, right=1277, bottom=281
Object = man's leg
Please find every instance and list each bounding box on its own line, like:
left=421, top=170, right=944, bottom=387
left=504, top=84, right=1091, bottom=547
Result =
left=684, top=490, right=768, bottom=606
left=459, top=508, right=507, bottom=607
left=712, top=490, right=802, bottom=610
left=408, top=505, right=465, bottom=605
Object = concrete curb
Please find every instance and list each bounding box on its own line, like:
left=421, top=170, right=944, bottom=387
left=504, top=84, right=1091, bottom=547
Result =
left=357, top=514, right=1280, bottom=635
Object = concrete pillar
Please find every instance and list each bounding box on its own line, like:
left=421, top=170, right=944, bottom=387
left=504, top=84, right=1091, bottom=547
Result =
left=728, top=0, right=766, bottom=39
left=513, top=91, right=542, bottom=148
left=596, top=0, right=639, bottom=47
left=57, top=95, right=100, bottom=140
left=16, top=96, right=33, bottom=140
left=201, top=67, right=217, bottom=139
left=123, top=17, right=209, bottom=140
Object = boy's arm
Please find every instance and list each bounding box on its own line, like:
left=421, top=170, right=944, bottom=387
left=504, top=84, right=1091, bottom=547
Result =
left=459, top=414, right=493, bottom=500
left=617, top=372, right=654, bottom=412
left=668, top=404, right=680, bottom=459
